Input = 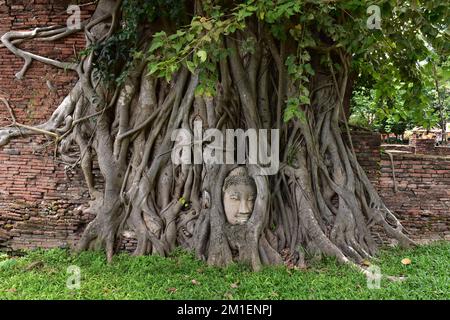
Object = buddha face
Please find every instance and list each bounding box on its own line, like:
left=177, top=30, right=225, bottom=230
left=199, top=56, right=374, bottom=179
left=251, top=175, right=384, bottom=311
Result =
left=222, top=167, right=257, bottom=225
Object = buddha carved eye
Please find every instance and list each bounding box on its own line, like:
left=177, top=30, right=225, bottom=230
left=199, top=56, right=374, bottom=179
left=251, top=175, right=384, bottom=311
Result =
left=229, top=193, right=240, bottom=200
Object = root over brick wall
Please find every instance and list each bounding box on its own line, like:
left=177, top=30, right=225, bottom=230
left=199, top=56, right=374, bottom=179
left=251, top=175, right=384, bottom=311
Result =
left=0, top=2, right=448, bottom=253
left=0, top=0, right=97, bottom=251
left=379, top=153, right=450, bottom=242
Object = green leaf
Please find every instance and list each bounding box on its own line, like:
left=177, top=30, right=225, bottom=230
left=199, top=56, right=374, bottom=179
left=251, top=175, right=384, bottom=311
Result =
left=304, top=64, right=315, bottom=76
left=186, top=61, right=196, bottom=74
left=202, top=21, right=213, bottom=30
left=149, top=39, right=164, bottom=53
left=165, top=72, right=172, bottom=83
left=195, top=85, right=205, bottom=96
left=197, top=50, right=207, bottom=62
left=299, top=95, right=310, bottom=105
left=153, top=31, right=167, bottom=38
left=148, top=63, right=159, bottom=75
left=259, top=11, right=265, bottom=20
left=174, top=41, right=183, bottom=53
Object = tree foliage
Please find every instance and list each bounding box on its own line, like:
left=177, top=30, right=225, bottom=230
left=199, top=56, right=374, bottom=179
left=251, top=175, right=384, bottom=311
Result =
left=92, top=0, right=449, bottom=126
left=348, top=1, right=449, bottom=135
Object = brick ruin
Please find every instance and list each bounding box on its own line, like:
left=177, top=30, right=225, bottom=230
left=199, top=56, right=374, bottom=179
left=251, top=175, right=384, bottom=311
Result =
left=0, top=0, right=96, bottom=250
left=0, top=1, right=448, bottom=252
left=384, top=138, right=450, bottom=156
left=380, top=152, right=450, bottom=242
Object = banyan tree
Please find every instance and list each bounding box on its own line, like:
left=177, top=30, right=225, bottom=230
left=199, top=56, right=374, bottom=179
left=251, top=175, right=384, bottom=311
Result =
left=1, top=0, right=447, bottom=271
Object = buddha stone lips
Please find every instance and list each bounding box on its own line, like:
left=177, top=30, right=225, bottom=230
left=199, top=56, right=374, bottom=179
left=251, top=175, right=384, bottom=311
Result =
left=171, top=120, right=280, bottom=175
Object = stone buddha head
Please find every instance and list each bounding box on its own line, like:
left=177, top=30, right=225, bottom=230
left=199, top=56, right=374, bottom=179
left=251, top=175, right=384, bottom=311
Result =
left=222, top=167, right=257, bottom=225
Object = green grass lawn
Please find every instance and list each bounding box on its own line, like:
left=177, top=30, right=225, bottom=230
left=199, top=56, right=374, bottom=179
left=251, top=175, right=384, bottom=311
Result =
left=0, top=241, right=448, bottom=300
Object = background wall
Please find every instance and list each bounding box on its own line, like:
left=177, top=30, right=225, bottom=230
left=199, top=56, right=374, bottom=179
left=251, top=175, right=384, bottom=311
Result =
left=0, top=0, right=96, bottom=250
left=379, top=153, right=450, bottom=242
left=0, top=1, right=448, bottom=252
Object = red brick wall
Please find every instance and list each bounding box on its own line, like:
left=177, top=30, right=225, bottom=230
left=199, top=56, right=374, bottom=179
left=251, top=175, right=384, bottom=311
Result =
left=435, top=146, right=450, bottom=156
left=409, top=138, right=450, bottom=156
left=411, top=138, right=436, bottom=155
left=379, top=153, right=450, bottom=242
left=350, top=131, right=381, bottom=185
left=0, top=1, right=96, bottom=250
left=351, top=132, right=449, bottom=243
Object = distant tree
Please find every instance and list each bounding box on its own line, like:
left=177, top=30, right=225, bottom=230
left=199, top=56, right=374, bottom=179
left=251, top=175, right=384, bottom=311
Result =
left=350, top=53, right=448, bottom=138
left=422, top=55, right=450, bottom=143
